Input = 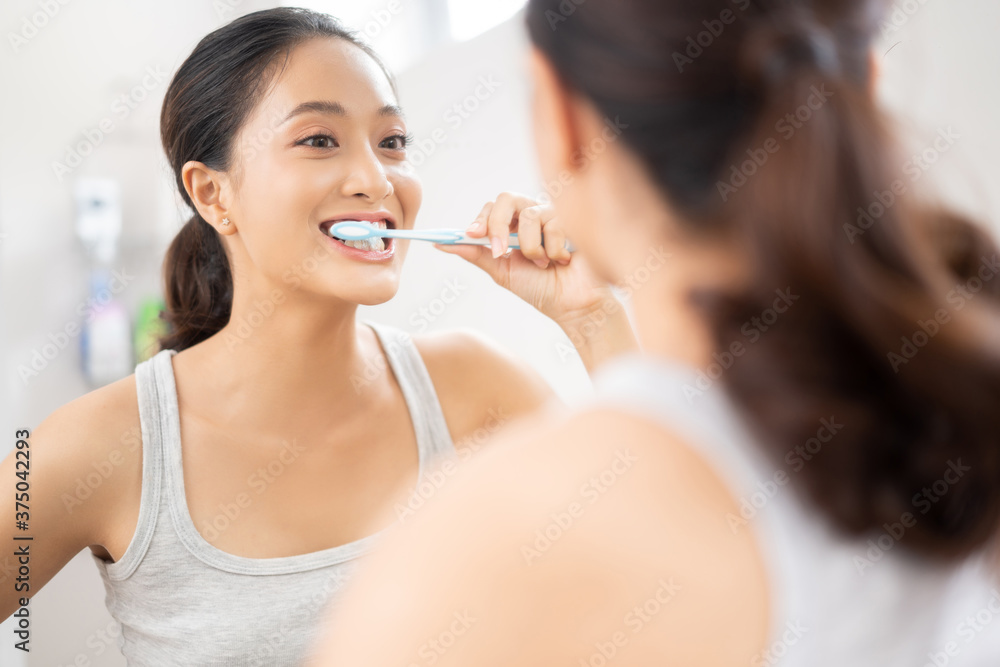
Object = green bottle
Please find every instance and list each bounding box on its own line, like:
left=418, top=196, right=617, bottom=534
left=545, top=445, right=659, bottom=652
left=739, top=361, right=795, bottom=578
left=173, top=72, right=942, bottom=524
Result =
left=134, top=298, right=168, bottom=363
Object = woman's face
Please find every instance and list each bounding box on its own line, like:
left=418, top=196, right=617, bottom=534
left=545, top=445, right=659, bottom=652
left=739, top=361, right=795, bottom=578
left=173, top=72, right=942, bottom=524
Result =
left=222, top=37, right=421, bottom=306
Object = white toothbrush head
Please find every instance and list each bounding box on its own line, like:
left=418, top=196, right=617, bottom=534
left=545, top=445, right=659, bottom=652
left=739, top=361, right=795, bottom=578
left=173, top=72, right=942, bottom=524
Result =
left=327, top=220, right=381, bottom=241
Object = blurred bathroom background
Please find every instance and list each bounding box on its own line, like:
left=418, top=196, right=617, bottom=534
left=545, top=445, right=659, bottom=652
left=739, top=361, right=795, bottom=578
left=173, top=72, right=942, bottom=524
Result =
left=0, top=0, right=998, bottom=664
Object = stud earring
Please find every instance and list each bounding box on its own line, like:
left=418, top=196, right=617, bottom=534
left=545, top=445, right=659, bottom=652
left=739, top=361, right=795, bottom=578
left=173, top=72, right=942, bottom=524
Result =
left=221, top=218, right=231, bottom=227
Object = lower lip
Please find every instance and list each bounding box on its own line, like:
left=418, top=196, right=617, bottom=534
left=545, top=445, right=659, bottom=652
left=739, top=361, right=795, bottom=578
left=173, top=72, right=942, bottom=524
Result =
left=321, top=230, right=396, bottom=262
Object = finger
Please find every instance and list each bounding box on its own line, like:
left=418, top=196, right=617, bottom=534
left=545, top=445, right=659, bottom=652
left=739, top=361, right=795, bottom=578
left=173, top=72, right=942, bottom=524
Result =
left=486, top=193, right=518, bottom=259
left=516, top=206, right=547, bottom=267
left=542, top=220, right=572, bottom=265
left=466, top=202, right=493, bottom=238
left=486, top=192, right=540, bottom=258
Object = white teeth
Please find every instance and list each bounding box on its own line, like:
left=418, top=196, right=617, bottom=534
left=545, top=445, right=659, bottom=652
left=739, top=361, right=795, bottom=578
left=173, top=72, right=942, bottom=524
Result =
left=343, top=237, right=386, bottom=252
left=325, top=219, right=390, bottom=252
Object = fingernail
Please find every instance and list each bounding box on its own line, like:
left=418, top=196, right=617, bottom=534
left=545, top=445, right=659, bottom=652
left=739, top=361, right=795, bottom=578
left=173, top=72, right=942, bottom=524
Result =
left=491, top=237, right=503, bottom=259
left=534, top=259, right=549, bottom=269
left=468, top=220, right=485, bottom=234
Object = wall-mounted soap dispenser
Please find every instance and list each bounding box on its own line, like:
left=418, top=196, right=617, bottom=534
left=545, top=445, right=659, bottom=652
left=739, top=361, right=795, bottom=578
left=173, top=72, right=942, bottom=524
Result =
left=74, top=178, right=134, bottom=386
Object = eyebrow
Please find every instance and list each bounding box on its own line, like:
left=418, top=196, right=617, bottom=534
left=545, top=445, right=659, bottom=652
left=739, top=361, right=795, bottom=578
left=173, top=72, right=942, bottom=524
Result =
left=280, top=101, right=405, bottom=125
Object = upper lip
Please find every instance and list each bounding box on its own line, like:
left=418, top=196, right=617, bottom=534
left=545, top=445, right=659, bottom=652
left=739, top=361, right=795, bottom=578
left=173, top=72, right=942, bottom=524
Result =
left=320, top=211, right=397, bottom=234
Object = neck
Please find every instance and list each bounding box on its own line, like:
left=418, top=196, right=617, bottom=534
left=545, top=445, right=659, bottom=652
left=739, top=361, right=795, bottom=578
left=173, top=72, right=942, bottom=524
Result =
left=630, top=276, right=717, bottom=371
left=185, top=290, right=379, bottom=424
left=625, top=240, right=736, bottom=373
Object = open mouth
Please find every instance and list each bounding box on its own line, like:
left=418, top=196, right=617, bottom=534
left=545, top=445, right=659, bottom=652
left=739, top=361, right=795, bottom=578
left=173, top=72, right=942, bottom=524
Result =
left=320, top=217, right=396, bottom=253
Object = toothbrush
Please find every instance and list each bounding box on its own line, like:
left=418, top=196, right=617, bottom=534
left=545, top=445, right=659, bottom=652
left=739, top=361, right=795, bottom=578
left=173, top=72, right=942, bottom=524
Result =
left=327, top=221, right=575, bottom=252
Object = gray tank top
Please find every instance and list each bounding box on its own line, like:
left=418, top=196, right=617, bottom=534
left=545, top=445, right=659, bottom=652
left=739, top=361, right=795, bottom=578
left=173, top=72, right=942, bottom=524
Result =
left=91, top=322, right=455, bottom=666
left=589, top=354, right=1000, bottom=666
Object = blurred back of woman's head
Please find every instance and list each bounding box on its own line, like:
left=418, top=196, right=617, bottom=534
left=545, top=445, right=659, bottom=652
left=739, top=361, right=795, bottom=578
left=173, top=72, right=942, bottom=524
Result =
left=527, top=0, right=1000, bottom=560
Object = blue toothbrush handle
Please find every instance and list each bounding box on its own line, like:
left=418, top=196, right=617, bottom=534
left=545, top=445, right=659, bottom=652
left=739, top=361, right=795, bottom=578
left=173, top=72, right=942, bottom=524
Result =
left=516, top=233, right=577, bottom=254
left=331, top=222, right=576, bottom=252
left=416, top=231, right=576, bottom=253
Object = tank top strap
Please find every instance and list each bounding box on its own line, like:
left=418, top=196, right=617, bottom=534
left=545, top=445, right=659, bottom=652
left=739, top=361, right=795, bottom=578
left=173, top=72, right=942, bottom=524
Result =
left=366, top=321, right=455, bottom=464
left=143, top=349, right=193, bottom=548
left=101, top=349, right=175, bottom=580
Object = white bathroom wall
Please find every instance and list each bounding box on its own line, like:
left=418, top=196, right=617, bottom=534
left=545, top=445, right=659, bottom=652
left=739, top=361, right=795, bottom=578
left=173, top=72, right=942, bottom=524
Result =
left=874, top=0, right=1000, bottom=226
left=0, top=0, right=997, bottom=665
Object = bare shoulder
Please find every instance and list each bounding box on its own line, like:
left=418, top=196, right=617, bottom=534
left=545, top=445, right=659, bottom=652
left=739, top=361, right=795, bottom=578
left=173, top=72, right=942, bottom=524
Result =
left=312, top=406, right=770, bottom=666
left=29, top=374, right=143, bottom=554
left=412, top=328, right=556, bottom=444
left=33, top=373, right=141, bottom=464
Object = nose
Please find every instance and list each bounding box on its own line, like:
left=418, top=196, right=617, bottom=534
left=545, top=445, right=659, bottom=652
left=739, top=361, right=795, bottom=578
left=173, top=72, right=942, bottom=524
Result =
left=340, top=143, right=394, bottom=202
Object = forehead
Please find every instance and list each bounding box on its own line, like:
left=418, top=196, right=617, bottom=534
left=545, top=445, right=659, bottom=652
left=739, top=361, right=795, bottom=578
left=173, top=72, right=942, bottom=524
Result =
left=258, top=37, right=398, bottom=120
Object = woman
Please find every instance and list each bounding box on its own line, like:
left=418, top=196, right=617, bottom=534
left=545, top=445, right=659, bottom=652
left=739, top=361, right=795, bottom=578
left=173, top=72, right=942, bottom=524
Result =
left=310, top=0, right=1000, bottom=665
left=0, top=8, right=633, bottom=665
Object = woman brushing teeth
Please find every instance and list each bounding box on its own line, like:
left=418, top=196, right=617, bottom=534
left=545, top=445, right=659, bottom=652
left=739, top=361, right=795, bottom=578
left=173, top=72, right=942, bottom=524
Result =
left=0, top=7, right=635, bottom=665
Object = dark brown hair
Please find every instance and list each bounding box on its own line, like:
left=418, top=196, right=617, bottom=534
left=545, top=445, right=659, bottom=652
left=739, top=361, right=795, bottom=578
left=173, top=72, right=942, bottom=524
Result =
left=528, top=0, right=1000, bottom=559
left=159, top=7, right=391, bottom=351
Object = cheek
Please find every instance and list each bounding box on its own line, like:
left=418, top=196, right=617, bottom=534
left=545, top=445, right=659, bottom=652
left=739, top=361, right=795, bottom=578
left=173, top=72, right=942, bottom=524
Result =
left=228, top=152, right=323, bottom=273
left=553, top=183, right=592, bottom=244
left=552, top=185, right=620, bottom=282
left=240, top=145, right=323, bottom=224
left=391, top=170, right=422, bottom=226
left=233, top=158, right=279, bottom=225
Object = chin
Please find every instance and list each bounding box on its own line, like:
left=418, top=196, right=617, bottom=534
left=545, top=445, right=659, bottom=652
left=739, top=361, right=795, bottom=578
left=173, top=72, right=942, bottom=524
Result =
left=336, top=281, right=401, bottom=307
left=353, top=291, right=398, bottom=307
left=294, top=264, right=402, bottom=305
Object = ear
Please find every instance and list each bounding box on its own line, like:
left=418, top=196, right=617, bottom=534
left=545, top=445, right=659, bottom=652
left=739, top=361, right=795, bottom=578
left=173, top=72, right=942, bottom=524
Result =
left=182, top=161, right=237, bottom=235
left=527, top=47, right=582, bottom=186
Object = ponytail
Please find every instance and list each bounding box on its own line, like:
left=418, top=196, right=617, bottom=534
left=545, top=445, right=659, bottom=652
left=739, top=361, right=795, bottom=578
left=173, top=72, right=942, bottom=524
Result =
left=702, top=15, right=1000, bottom=559
left=527, top=0, right=1000, bottom=559
left=160, top=214, right=233, bottom=352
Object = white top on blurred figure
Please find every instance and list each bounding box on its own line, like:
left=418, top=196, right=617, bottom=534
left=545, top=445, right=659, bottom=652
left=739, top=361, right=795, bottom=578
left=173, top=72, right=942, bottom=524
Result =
left=590, top=354, right=1000, bottom=665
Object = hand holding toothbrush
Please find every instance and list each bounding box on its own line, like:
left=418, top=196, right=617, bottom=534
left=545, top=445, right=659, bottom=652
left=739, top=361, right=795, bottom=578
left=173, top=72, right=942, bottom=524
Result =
left=434, top=192, right=637, bottom=370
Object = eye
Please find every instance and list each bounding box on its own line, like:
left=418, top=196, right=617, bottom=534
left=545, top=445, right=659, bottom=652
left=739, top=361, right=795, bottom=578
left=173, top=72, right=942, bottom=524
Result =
left=380, top=133, right=414, bottom=151
left=298, top=133, right=338, bottom=149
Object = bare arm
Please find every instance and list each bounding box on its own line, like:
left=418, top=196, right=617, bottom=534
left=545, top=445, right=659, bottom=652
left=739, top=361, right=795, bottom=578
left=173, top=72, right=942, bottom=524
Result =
left=551, top=291, right=639, bottom=374
left=0, top=377, right=141, bottom=621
